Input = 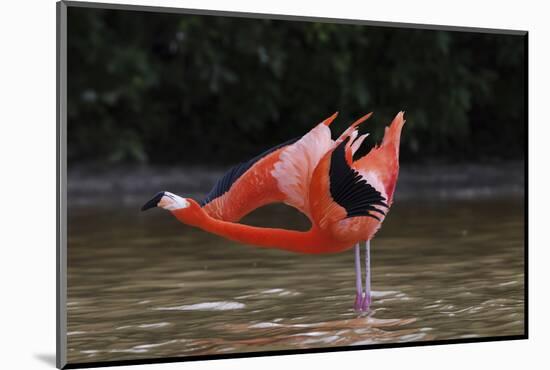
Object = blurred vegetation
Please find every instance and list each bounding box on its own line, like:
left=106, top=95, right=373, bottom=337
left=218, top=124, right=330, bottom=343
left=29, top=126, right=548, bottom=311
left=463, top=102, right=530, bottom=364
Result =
left=67, top=7, right=526, bottom=166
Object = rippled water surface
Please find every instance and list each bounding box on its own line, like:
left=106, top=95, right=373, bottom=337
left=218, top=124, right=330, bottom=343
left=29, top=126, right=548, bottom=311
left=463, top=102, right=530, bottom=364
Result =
left=67, top=199, right=525, bottom=364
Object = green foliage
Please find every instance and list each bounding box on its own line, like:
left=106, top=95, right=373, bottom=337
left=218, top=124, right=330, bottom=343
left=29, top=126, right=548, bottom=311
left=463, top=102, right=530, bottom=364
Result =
left=67, top=8, right=526, bottom=165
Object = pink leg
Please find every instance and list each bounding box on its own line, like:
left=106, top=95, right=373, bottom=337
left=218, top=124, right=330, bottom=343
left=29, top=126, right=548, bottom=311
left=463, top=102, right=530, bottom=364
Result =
left=361, top=240, right=371, bottom=311
left=354, top=243, right=363, bottom=311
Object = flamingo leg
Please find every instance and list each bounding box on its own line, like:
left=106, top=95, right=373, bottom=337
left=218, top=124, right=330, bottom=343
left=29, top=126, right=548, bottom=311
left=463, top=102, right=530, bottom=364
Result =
left=354, top=243, right=363, bottom=311
left=361, top=240, right=371, bottom=311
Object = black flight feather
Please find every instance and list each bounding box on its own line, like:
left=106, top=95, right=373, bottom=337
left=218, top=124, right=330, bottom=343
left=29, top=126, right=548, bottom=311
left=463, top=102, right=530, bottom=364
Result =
left=328, top=137, right=388, bottom=220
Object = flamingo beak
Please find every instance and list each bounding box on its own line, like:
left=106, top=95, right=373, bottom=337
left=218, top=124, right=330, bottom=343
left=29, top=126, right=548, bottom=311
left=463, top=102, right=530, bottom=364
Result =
left=141, top=191, right=165, bottom=211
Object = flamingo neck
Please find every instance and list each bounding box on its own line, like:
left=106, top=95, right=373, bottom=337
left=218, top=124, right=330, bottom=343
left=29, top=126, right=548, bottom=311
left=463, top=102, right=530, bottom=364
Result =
left=174, top=208, right=342, bottom=254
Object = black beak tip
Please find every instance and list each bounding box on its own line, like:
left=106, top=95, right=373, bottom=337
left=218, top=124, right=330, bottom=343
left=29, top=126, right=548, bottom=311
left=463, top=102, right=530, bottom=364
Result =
left=141, top=191, right=165, bottom=212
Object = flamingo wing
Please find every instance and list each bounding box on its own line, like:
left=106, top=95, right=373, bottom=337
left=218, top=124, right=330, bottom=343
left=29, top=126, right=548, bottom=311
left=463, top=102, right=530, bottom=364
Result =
left=200, top=112, right=377, bottom=225
left=200, top=112, right=339, bottom=222
left=270, top=120, right=335, bottom=219
left=270, top=112, right=372, bottom=219
left=329, top=137, right=388, bottom=220
left=200, top=137, right=299, bottom=222
left=309, top=136, right=390, bottom=243
left=200, top=136, right=299, bottom=206
left=309, top=112, right=405, bottom=244
left=352, top=112, right=406, bottom=205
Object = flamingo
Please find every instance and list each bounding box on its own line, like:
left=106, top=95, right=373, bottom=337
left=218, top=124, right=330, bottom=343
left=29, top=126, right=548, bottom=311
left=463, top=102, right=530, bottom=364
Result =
left=142, top=112, right=405, bottom=312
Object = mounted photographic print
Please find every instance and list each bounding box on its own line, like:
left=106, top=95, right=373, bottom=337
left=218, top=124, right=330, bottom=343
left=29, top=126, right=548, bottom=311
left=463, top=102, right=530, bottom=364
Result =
left=57, top=1, right=527, bottom=368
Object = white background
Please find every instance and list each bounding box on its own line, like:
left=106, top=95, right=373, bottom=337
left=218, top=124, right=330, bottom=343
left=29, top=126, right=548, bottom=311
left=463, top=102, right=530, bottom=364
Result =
left=0, top=0, right=547, bottom=369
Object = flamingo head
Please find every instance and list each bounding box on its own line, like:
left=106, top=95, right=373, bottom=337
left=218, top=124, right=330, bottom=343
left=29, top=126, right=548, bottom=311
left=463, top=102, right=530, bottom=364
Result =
left=141, top=191, right=191, bottom=211
left=141, top=191, right=205, bottom=226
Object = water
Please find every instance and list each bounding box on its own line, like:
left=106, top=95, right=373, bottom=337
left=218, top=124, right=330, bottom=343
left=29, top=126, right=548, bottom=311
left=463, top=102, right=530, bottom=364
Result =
left=66, top=198, right=525, bottom=364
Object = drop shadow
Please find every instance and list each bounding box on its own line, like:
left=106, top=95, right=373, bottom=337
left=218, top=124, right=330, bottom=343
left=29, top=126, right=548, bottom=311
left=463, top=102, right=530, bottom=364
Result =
left=34, top=353, right=56, bottom=367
